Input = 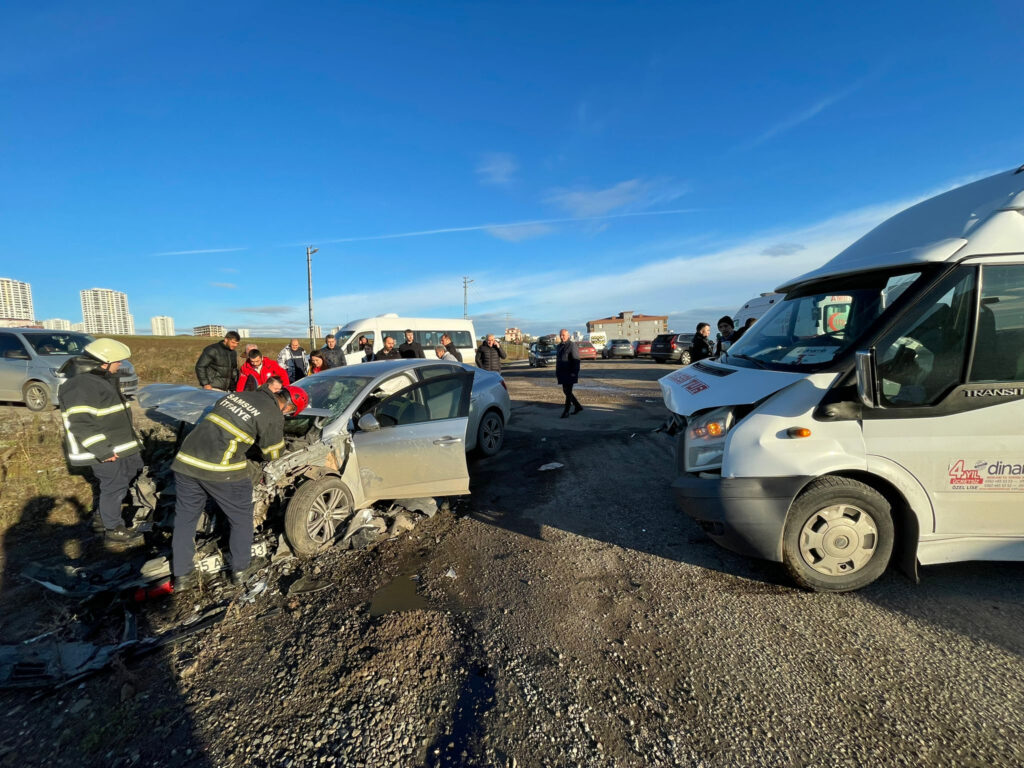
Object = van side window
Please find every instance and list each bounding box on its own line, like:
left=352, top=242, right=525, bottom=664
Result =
left=876, top=267, right=976, bottom=406
left=449, top=331, right=472, bottom=348
left=969, top=264, right=1024, bottom=382
left=0, top=335, right=29, bottom=359
left=346, top=332, right=373, bottom=353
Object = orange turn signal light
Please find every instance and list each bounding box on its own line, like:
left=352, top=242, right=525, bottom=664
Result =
left=786, top=427, right=812, bottom=438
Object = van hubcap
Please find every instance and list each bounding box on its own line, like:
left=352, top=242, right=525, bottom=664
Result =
left=798, top=504, right=878, bottom=576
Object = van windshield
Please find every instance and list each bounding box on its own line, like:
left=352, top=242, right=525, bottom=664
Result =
left=22, top=332, right=93, bottom=356
left=723, top=270, right=924, bottom=370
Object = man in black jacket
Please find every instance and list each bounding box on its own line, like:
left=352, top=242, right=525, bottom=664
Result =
left=374, top=336, right=401, bottom=360
left=475, top=334, right=506, bottom=371
left=398, top=329, right=425, bottom=359
left=171, top=385, right=307, bottom=588
left=195, top=331, right=241, bottom=390
left=691, top=323, right=714, bottom=362
left=59, top=339, right=144, bottom=543
left=555, top=329, right=583, bottom=418
left=441, top=333, right=462, bottom=362
left=319, top=334, right=347, bottom=368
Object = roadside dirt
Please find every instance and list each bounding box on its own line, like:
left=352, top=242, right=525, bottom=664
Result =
left=1, top=359, right=1022, bottom=767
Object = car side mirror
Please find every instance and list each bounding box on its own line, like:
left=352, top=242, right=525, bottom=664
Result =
left=855, top=349, right=879, bottom=408
left=357, top=413, right=381, bottom=432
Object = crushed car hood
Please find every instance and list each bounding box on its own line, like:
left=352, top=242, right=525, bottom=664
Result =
left=139, top=383, right=332, bottom=424
left=659, top=361, right=806, bottom=418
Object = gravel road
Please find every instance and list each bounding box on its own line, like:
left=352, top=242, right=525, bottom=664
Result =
left=2, top=359, right=1022, bottom=767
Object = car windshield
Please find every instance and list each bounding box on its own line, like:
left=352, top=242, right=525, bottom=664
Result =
left=724, top=270, right=924, bottom=370
left=22, top=332, right=93, bottom=356
left=294, top=374, right=375, bottom=418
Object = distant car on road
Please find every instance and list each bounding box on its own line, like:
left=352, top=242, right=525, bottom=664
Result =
left=602, top=339, right=634, bottom=359
left=528, top=342, right=558, bottom=367
left=633, top=340, right=652, bottom=357
left=650, top=333, right=694, bottom=364
left=576, top=341, right=598, bottom=361
left=0, top=328, right=139, bottom=411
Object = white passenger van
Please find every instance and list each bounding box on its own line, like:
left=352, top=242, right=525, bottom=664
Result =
left=332, top=315, right=476, bottom=366
left=661, top=166, right=1024, bottom=591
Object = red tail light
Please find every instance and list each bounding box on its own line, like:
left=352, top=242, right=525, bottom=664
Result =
left=670, top=341, right=676, bottom=349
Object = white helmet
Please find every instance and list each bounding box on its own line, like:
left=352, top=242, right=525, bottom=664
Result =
left=84, top=338, right=131, bottom=363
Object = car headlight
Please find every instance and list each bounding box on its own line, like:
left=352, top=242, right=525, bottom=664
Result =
left=685, top=406, right=734, bottom=472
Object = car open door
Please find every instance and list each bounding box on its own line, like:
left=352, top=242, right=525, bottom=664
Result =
left=351, top=368, right=474, bottom=499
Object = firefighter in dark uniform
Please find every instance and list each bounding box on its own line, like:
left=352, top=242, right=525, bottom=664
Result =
left=59, top=339, right=145, bottom=543
left=171, top=385, right=309, bottom=588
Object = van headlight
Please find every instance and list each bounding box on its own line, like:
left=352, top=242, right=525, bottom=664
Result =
left=685, top=406, right=734, bottom=472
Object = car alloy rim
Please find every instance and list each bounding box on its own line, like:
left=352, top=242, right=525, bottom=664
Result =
left=482, top=414, right=502, bottom=450
left=798, top=503, right=878, bottom=576
left=306, top=488, right=352, bottom=543
left=26, top=385, right=46, bottom=409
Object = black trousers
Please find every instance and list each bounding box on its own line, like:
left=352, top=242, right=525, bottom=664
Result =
left=90, top=453, right=143, bottom=530
left=172, top=471, right=254, bottom=577
left=561, top=383, right=581, bottom=411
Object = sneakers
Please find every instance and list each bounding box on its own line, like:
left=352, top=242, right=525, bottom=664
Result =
left=104, top=524, right=144, bottom=543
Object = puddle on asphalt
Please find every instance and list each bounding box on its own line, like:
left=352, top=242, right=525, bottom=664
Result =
left=369, top=571, right=430, bottom=617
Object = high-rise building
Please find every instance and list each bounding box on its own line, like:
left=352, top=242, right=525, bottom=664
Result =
left=193, top=324, right=225, bottom=337
left=42, top=318, right=73, bottom=331
left=81, top=288, right=135, bottom=335
left=0, top=278, right=34, bottom=323
left=237, top=328, right=251, bottom=338
left=151, top=316, right=175, bottom=336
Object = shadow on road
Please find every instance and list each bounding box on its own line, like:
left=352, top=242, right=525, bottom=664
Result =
left=468, top=407, right=1024, bottom=659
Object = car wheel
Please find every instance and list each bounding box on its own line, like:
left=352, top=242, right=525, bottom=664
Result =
left=680, top=350, right=691, bottom=366
left=475, top=409, right=504, bottom=457
left=528, top=359, right=535, bottom=367
left=23, top=381, right=50, bottom=412
left=782, top=477, right=893, bottom=592
left=284, top=476, right=355, bottom=557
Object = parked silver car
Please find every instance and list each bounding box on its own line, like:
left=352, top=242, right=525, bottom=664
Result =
left=602, top=338, right=635, bottom=359
left=0, top=328, right=139, bottom=411
left=139, top=359, right=510, bottom=556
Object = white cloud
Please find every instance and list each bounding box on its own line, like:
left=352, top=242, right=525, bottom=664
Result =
left=484, top=223, right=554, bottom=242
left=476, top=152, right=518, bottom=186
left=210, top=282, right=237, bottom=289
left=544, top=178, right=687, bottom=218
left=155, top=246, right=246, bottom=256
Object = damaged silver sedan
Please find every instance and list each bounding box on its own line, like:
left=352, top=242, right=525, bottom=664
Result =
left=139, top=360, right=510, bottom=557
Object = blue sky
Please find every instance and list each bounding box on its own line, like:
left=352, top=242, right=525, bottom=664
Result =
left=1, top=1, right=1022, bottom=337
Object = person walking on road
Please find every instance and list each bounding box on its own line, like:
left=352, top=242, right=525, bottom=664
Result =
left=475, top=334, right=506, bottom=371
left=278, top=339, right=310, bottom=382
left=170, top=385, right=308, bottom=589
left=319, top=334, right=346, bottom=369
left=58, top=338, right=145, bottom=543
left=195, top=331, right=241, bottom=391
left=691, top=323, right=714, bottom=362
left=556, top=329, right=583, bottom=418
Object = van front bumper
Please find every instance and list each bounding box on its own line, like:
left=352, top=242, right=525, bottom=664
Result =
left=671, top=473, right=811, bottom=562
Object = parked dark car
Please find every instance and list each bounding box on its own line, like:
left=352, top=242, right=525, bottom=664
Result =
left=577, top=341, right=598, bottom=361
left=650, top=333, right=694, bottom=364
left=633, top=339, right=652, bottom=357
left=602, top=339, right=634, bottom=359
left=528, top=342, right=558, bottom=367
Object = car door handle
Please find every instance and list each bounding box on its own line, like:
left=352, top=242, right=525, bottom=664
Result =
left=433, top=436, right=463, bottom=446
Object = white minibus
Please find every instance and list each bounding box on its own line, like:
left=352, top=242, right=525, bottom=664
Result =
left=661, top=166, right=1024, bottom=591
left=332, top=315, right=476, bottom=365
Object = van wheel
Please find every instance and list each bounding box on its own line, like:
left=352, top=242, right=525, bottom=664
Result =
left=23, top=381, right=50, bottom=412
left=475, top=410, right=504, bottom=457
left=782, top=477, right=893, bottom=592
left=284, top=476, right=355, bottom=557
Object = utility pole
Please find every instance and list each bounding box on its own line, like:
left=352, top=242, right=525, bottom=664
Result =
left=462, top=276, right=474, bottom=319
left=306, top=245, right=319, bottom=350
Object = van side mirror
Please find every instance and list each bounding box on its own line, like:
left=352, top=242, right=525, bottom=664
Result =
left=855, top=349, right=879, bottom=408
left=357, top=413, right=381, bottom=432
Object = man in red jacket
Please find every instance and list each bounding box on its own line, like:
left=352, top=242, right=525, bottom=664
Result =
left=236, top=349, right=290, bottom=391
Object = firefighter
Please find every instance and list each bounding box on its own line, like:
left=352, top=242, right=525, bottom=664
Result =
left=58, top=338, right=145, bottom=543
left=170, top=384, right=308, bottom=589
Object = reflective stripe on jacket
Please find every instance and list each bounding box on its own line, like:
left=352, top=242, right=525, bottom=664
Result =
left=171, top=389, right=285, bottom=483
left=58, top=369, right=140, bottom=465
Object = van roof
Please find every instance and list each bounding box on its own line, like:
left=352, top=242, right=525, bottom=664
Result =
left=779, top=165, right=1024, bottom=292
